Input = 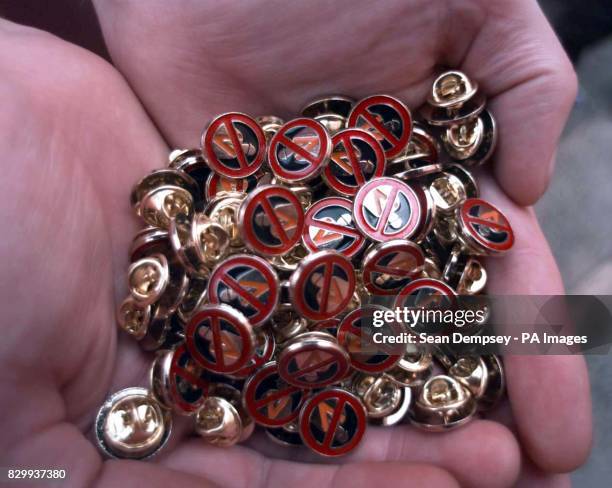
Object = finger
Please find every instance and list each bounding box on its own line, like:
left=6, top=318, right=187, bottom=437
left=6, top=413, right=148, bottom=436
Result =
left=462, top=0, right=577, bottom=205
left=0, top=18, right=166, bottom=433
left=242, top=419, right=519, bottom=488
left=161, top=442, right=459, bottom=488
left=484, top=403, right=574, bottom=487
left=480, top=175, right=593, bottom=472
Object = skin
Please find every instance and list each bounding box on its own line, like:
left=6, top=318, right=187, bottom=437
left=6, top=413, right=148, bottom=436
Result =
left=0, top=0, right=592, bottom=486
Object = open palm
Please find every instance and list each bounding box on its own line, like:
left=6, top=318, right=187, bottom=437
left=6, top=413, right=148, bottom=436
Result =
left=0, top=1, right=591, bottom=486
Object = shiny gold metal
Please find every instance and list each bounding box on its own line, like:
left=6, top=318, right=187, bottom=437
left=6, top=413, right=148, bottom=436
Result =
left=269, top=309, right=310, bottom=344
left=204, top=193, right=246, bottom=249
left=430, top=173, right=467, bottom=215
left=478, top=355, right=505, bottom=411
left=130, top=169, right=198, bottom=229
left=300, top=95, right=354, bottom=134
left=409, top=375, right=477, bottom=431
left=443, top=117, right=484, bottom=160
left=419, top=256, right=443, bottom=280
left=428, top=71, right=478, bottom=109
left=177, top=277, right=208, bottom=324
left=95, top=387, right=171, bottom=459
left=195, top=384, right=254, bottom=447
left=444, top=164, right=479, bottom=198
left=352, top=373, right=403, bottom=419
left=387, top=344, right=433, bottom=387
left=269, top=244, right=309, bottom=274
left=140, top=307, right=172, bottom=352
left=191, top=213, right=230, bottom=266
left=448, top=356, right=489, bottom=398
left=456, top=258, right=487, bottom=295
left=256, top=115, right=285, bottom=141
left=117, top=296, right=152, bottom=340
left=127, top=253, right=170, bottom=305
left=391, top=122, right=441, bottom=166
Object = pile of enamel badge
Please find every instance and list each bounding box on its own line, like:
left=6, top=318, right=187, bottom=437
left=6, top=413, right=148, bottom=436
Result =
left=95, top=71, right=514, bottom=459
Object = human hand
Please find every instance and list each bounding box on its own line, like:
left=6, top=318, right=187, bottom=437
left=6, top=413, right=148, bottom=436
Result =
left=0, top=1, right=590, bottom=486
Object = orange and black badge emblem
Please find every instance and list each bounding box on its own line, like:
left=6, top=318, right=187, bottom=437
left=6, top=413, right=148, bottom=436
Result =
left=458, top=198, right=514, bottom=254
left=289, top=250, right=356, bottom=321
left=201, top=112, right=266, bottom=178
left=238, top=184, right=305, bottom=256
left=324, top=128, right=386, bottom=196
left=299, top=388, right=367, bottom=457
left=185, top=304, right=255, bottom=375
left=268, top=118, right=332, bottom=183
left=348, top=95, right=412, bottom=159
left=168, top=344, right=210, bottom=415
left=353, top=177, right=423, bottom=242
left=337, top=306, right=405, bottom=373
left=277, top=332, right=350, bottom=389
left=208, top=254, right=279, bottom=327
left=243, top=361, right=308, bottom=428
left=361, top=240, right=425, bottom=295
left=302, top=197, right=365, bottom=258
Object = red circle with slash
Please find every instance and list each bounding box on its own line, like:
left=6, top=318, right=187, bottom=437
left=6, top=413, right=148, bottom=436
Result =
left=302, top=197, right=365, bottom=258
left=202, top=112, right=266, bottom=178
left=208, top=254, right=279, bottom=327
left=238, top=184, right=305, bottom=256
left=289, top=250, right=356, bottom=321
left=243, top=361, right=309, bottom=427
left=299, top=388, right=367, bottom=457
left=393, top=278, right=457, bottom=310
left=185, top=304, right=255, bottom=374
left=353, top=177, right=422, bottom=242
left=324, top=128, right=386, bottom=196
left=362, top=240, right=425, bottom=295
left=459, top=198, right=514, bottom=253
left=205, top=172, right=259, bottom=201
left=348, top=95, right=412, bottom=158
left=337, top=306, right=405, bottom=373
left=169, top=344, right=210, bottom=414
left=268, top=118, right=331, bottom=183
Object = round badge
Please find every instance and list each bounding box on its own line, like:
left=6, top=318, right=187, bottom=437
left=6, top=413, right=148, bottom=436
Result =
left=205, top=172, right=259, bottom=201
left=324, top=129, right=386, bottom=196
left=337, top=306, right=405, bottom=373
left=459, top=198, right=514, bottom=254
left=243, top=361, right=308, bottom=427
left=277, top=332, right=350, bottom=389
left=238, top=184, right=305, bottom=256
left=185, top=304, right=255, bottom=374
left=268, top=118, right=332, bottom=183
left=208, top=254, right=279, bottom=327
left=302, top=197, right=365, bottom=258
left=348, top=95, right=412, bottom=159
left=289, top=250, right=356, bottom=321
left=353, top=177, right=423, bottom=242
left=168, top=344, right=211, bottom=414
left=361, top=240, right=425, bottom=295
left=299, top=388, right=367, bottom=457
left=201, top=112, right=266, bottom=178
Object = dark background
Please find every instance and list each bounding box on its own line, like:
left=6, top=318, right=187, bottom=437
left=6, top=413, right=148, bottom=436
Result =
left=0, top=0, right=611, bottom=484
